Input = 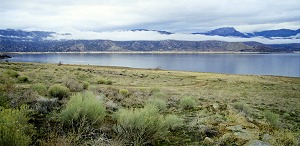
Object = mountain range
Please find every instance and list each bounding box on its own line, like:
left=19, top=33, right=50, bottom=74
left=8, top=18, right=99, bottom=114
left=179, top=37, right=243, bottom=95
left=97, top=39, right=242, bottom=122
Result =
left=192, top=27, right=300, bottom=38
left=0, top=28, right=299, bottom=52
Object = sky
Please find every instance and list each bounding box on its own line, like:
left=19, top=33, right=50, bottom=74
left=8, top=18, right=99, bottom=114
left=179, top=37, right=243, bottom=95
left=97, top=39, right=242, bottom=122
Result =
left=0, top=0, right=300, bottom=43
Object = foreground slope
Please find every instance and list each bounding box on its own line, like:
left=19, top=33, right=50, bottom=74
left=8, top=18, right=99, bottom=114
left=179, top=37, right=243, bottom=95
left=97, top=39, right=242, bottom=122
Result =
left=0, top=62, right=299, bottom=145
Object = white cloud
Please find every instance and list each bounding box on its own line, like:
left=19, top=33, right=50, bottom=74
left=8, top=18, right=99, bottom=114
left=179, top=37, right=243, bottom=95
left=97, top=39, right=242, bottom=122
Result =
left=47, top=30, right=300, bottom=44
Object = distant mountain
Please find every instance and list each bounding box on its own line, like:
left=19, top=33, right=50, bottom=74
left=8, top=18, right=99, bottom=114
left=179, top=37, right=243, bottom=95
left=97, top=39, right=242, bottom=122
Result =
left=242, top=42, right=290, bottom=52
left=193, top=27, right=300, bottom=38
left=0, top=38, right=293, bottom=53
left=0, top=29, right=55, bottom=41
left=249, top=29, right=300, bottom=38
left=131, top=29, right=173, bottom=35
left=193, top=27, right=249, bottom=38
left=0, top=29, right=298, bottom=53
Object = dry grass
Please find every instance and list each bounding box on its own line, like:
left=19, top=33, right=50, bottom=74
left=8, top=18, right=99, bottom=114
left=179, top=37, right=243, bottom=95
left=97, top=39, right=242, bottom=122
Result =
left=0, top=62, right=299, bottom=145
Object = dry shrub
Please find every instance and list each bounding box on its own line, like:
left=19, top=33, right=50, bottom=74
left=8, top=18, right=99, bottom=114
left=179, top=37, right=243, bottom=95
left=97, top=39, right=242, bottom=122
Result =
left=64, top=78, right=84, bottom=92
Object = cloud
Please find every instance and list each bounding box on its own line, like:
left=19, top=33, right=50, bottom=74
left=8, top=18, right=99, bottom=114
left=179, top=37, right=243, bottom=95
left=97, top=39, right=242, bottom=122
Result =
left=48, top=30, right=300, bottom=44
left=0, top=0, right=299, bottom=33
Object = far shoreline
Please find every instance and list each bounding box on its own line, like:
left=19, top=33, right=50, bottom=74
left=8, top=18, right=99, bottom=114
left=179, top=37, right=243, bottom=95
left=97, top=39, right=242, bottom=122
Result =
left=3, top=51, right=298, bottom=54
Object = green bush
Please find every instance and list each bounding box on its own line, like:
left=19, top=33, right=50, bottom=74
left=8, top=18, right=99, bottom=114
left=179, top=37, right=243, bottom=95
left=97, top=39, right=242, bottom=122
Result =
left=4, top=69, right=20, bottom=78
left=0, top=77, right=14, bottom=107
left=233, top=102, right=252, bottom=116
left=96, top=78, right=113, bottom=85
left=0, top=105, right=35, bottom=146
left=97, top=78, right=106, bottom=84
left=82, top=81, right=90, bottom=90
left=119, top=89, right=129, bottom=97
left=264, top=110, right=280, bottom=128
left=147, top=98, right=167, bottom=112
left=18, top=76, right=29, bottom=83
left=48, top=84, right=70, bottom=100
left=179, top=96, right=196, bottom=109
left=31, top=83, right=47, bottom=96
left=114, top=105, right=176, bottom=145
left=59, top=91, right=106, bottom=127
left=0, top=94, right=9, bottom=108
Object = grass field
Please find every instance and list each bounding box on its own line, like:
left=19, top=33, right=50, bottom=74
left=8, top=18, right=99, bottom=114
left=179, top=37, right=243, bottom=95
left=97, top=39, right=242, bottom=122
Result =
left=0, top=62, right=299, bottom=145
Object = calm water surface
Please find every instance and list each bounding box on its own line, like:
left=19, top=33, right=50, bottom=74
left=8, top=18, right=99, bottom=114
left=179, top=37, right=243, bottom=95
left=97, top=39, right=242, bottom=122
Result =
left=5, top=53, right=300, bottom=77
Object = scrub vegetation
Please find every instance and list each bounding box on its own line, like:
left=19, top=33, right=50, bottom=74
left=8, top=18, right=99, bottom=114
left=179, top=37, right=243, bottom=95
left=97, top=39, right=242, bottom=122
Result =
left=0, top=62, right=299, bottom=145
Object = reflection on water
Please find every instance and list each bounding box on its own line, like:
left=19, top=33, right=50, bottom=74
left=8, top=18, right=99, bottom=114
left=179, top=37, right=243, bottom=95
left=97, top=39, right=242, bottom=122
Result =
left=5, top=53, right=300, bottom=77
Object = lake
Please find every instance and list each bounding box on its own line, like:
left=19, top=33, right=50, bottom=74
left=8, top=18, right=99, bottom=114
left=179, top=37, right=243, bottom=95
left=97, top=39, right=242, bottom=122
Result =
left=4, top=53, right=300, bottom=77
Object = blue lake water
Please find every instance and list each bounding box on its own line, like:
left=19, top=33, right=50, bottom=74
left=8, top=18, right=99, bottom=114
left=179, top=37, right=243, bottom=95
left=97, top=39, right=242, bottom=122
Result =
left=4, top=53, right=300, bottom=77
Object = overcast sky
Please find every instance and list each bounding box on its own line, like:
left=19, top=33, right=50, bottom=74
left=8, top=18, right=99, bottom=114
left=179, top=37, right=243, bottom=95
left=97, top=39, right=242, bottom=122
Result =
left=0, top=0, right=299, bottom=33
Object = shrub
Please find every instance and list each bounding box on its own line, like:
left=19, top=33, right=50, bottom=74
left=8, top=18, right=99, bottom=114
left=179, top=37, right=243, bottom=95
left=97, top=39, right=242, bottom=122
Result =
left=59, top=91, right=106, bottom=127
left=179, top=96, right=196, bottom=109
left=48, top=84, right=70, bottom=100
left=31, top=97, right=59, bottom=114
left=97, top=78, right=106, bottom=84
left=4, top=69, right=19, bottom=78
left=82, top=81, right=90, bottom=90
left=270, top=130, right=297, bottom=146
left=64, top=78, right=83, bottom=92
left=96, top=78, right=113, bottom=85
left=0, top=94, right=9, bottom=108
left=165, top=114, right=183, bottom=130
left=0, top=105, right=35, bottom=146
left=31, top=83, right=47, bottom=96
left=119, top=89, right=129, bottom=97
left=114, top=105, right=175, bottom=145
left=264, top=110, right=280, bottom=128
left=105, top=80, right=113, bottom=85
left=147, top=98, right=167, bottom=112
left=233, top=102, right=252, bottom=116
left=17, top=76, right=29, bottom=83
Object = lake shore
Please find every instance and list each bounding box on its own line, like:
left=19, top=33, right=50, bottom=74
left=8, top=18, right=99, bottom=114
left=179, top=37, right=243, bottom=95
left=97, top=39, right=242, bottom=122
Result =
left=4, top=52, right=300, bottom=77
